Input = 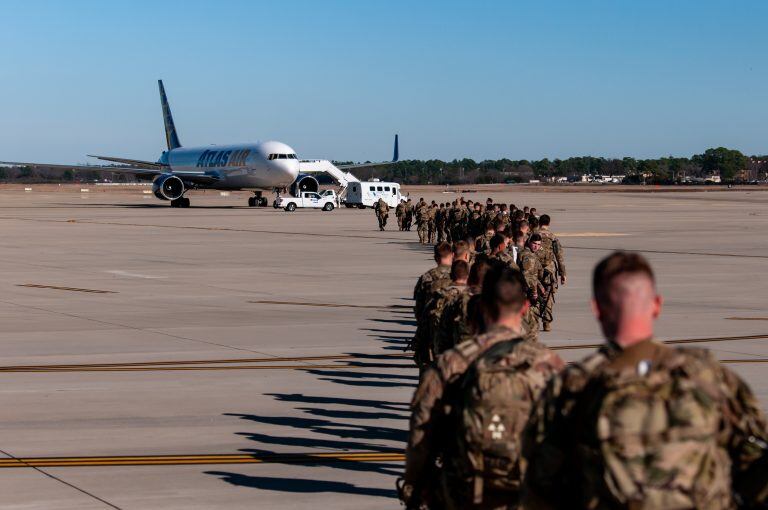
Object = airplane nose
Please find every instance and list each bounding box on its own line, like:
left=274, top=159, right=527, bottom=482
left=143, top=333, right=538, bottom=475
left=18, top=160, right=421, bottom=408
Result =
left=274, top=159, right=299, bottom=182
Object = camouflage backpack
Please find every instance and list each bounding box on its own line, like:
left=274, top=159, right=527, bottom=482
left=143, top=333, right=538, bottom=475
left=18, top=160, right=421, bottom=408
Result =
left=444, top=338, right=547, bottom=504
left=576, top=346, right=732, bottom=509
left=427, top=285, right=465, bottom=356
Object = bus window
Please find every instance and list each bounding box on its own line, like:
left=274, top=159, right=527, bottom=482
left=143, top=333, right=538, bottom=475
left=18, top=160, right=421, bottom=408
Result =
left=377, top=186, right=383, bottom=191
left=384, top=186, right=390, bottom=191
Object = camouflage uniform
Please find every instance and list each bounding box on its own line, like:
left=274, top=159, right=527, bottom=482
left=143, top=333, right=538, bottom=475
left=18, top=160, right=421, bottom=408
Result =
left=374, top=198, right=389, bottom=231
left=469, top=209, right=484, bottom=238
left=520, top=247, right=544, bottom=332
left=451, top=205, right=468, bottom=242
left=404, top=201, right=414, bottom=231
left=427, top=206, right=437, bottom=244
left=403, top=325, right=564, bottom=509
left=395, top=201, right=406, bottom=231
left=536, top=227, right=566, bottom=331
left=416, top=202, right=429, bottom=244
left=522, top=339, right=768, bottom=510
left=475, top=232, right=494, bottom=255
left=436, top=288, right=480, bottom=355
left=426, top=284, right=467, bottom=358
left=411, top=264, right=452, bottom=366
left=493, top=251, right=520, bottom=271
left=436, top=206, right=447, bottom=243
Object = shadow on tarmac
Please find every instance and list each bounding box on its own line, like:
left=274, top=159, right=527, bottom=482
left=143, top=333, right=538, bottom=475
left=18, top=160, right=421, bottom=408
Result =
left=207, top=306, right=415, bottom=500
left=205, top=472, right=397, bottom=499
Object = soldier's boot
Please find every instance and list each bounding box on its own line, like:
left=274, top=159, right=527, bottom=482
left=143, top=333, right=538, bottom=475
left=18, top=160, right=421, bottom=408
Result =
left=543, top=321, right=552, bottom=332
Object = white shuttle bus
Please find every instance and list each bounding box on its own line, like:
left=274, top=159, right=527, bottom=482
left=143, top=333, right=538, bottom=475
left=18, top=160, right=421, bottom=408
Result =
left=344, top=179, right=403, bottom=208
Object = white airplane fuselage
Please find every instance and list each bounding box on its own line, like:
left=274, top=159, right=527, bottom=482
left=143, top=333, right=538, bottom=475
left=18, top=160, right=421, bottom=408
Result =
left=162, top=140, right=300, bottom=190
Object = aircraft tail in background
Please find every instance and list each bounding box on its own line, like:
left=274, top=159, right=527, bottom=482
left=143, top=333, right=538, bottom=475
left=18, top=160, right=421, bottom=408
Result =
left=158, top=80, right=182, bottom=151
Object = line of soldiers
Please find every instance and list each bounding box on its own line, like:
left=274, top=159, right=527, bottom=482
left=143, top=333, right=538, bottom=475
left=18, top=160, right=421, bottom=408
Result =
left=400, top=250, right=768, bottom=509
left=405, top=200, right=566, bottom=342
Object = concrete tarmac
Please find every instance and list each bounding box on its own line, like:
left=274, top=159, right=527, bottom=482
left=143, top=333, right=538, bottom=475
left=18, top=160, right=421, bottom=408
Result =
left=0, top=187, right=766, bottom=509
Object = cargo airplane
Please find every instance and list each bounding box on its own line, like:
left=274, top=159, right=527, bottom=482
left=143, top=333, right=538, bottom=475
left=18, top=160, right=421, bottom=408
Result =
left=1, top=81, right=397, bottom=208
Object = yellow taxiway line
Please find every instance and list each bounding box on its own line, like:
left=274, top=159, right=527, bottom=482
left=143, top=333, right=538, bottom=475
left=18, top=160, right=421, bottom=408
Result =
left=0, top=451, right=405, bottom=468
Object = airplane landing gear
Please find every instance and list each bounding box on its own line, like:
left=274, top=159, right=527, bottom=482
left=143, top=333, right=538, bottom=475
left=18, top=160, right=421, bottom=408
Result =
left=248, top=193, right=268, bottom=207
left=171, top=197, right=190, bottom=208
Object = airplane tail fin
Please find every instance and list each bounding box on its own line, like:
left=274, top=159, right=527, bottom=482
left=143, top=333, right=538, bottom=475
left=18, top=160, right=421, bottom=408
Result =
left=158, top=80, right=182, bottom=151
left=392, top=134, right=399, bottom=162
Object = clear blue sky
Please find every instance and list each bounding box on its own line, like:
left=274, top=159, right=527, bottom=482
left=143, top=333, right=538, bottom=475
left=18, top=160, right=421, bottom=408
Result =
left=1, top=0, right=766, bottom=163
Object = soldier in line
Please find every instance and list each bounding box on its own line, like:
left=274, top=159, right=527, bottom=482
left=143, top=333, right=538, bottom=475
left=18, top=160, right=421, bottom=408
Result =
left=416, top=199, right=429, bottom=244
left=395, top=199, right=407, bottom=231
left=535, top=214, right=566, bottom=332
left=522, top=251, right=768, bottom=509
left=475, top=223, right=495, bottom=255
left=427, top=202, right=438, bottom=244
left=404, top=199, right=414, bottom=231
left=411, top=242, right=454, bottom=367
left=490, top=234, right=519, bottom=270
left=436, top=203, right=447, bottom=243
left=425, top=260, right=470, bottom=360
left=435, top=255, right=493, bottom=354
left=520, top=234, right=546, bottom=333
left=400, top=266, right=564, bottom=509
left=374, top=197, right=389, bottom=231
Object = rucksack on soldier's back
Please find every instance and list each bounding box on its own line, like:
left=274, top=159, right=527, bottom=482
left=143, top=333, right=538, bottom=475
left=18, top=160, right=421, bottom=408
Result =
left=571, top=346, right=732, bottom=509
left=442, top=339, right=544, bottom=505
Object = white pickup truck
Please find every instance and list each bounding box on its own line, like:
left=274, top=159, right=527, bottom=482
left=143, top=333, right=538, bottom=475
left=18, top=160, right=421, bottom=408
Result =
left=275, top=191, right=338, bottom=212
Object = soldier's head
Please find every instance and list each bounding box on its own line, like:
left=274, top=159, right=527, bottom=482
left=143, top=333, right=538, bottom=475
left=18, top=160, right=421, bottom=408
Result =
left=513, top=210, right=525, bottom=222
left=474, top=203, right=481, bottom=211
left=485, top=224, right=495, bottom=236
left=468, top=255, right=493, bottom=288
left=529, top=216, right=539, bottom=230
left=528, top=233, right=542, bottom=252
left=592, top=252, right=661, bottom=347
left=450, top=260, right=470, bottom=285
left=513, top=230, right=527, bottom=247
left=519, top=220, right=530, bottom=236
left=419, top=198, right=424, bottom=203
left=434, top=242, right=453, bottom=266
left=486, top=198, right=493, bottom=206
left=481, top=265, right=529, bottom=328
left=453, top=240, right=471, bottom=262
left=523, top=206, right=530, bottom=213
left=539, top=214, right=551, bottom=227
left=509, top=203, right=517, bottom=212
left=490, top=234, right=506, bottom=255
left=530, top=207, right=537, bottom=216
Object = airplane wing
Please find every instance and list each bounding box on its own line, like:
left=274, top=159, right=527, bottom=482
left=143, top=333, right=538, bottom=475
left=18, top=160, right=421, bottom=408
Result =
left=0, top=160, right=220, bottom=185
left=87, top=155, right=165, bottom=169
left=0, top=160, right=162, bottom=176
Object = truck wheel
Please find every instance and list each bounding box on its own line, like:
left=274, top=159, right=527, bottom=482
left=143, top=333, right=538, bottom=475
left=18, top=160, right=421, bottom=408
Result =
left=285, top=203, right=296, bottom=212
left=344, top=203, right=354, bottom=208
left=322, top=203, right=334, bottom=211
left=357, top=204, right=366, bottom=209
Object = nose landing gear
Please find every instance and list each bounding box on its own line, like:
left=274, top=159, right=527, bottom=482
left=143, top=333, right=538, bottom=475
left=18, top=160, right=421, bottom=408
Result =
left=171, top=197, right=191, bottom=208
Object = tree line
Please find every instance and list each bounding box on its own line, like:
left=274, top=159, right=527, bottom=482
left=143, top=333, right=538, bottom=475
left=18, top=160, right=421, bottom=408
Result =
left=1, top=147, right=766, bottom=184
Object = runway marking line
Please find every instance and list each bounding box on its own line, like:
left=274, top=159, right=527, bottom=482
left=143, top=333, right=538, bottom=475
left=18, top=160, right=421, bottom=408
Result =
left=16, top=284, right=116, bottom=294
left=725, top=317, right=768, bottom=321
left=0, top=451, right=405, bottom=469
left=249, top=300, right=411, bottom=310
left=0, top=334, right=763, bottom=373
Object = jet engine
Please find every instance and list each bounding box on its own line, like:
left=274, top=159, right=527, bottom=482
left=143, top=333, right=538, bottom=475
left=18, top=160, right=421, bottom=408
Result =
left=153, top=174, right=185, bottom=201
left=289, top=174, right=319, bottom=196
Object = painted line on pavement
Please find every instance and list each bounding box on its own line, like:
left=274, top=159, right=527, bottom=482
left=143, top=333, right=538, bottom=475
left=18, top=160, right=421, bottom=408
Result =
left=0, top=451, right=405, bottom=468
